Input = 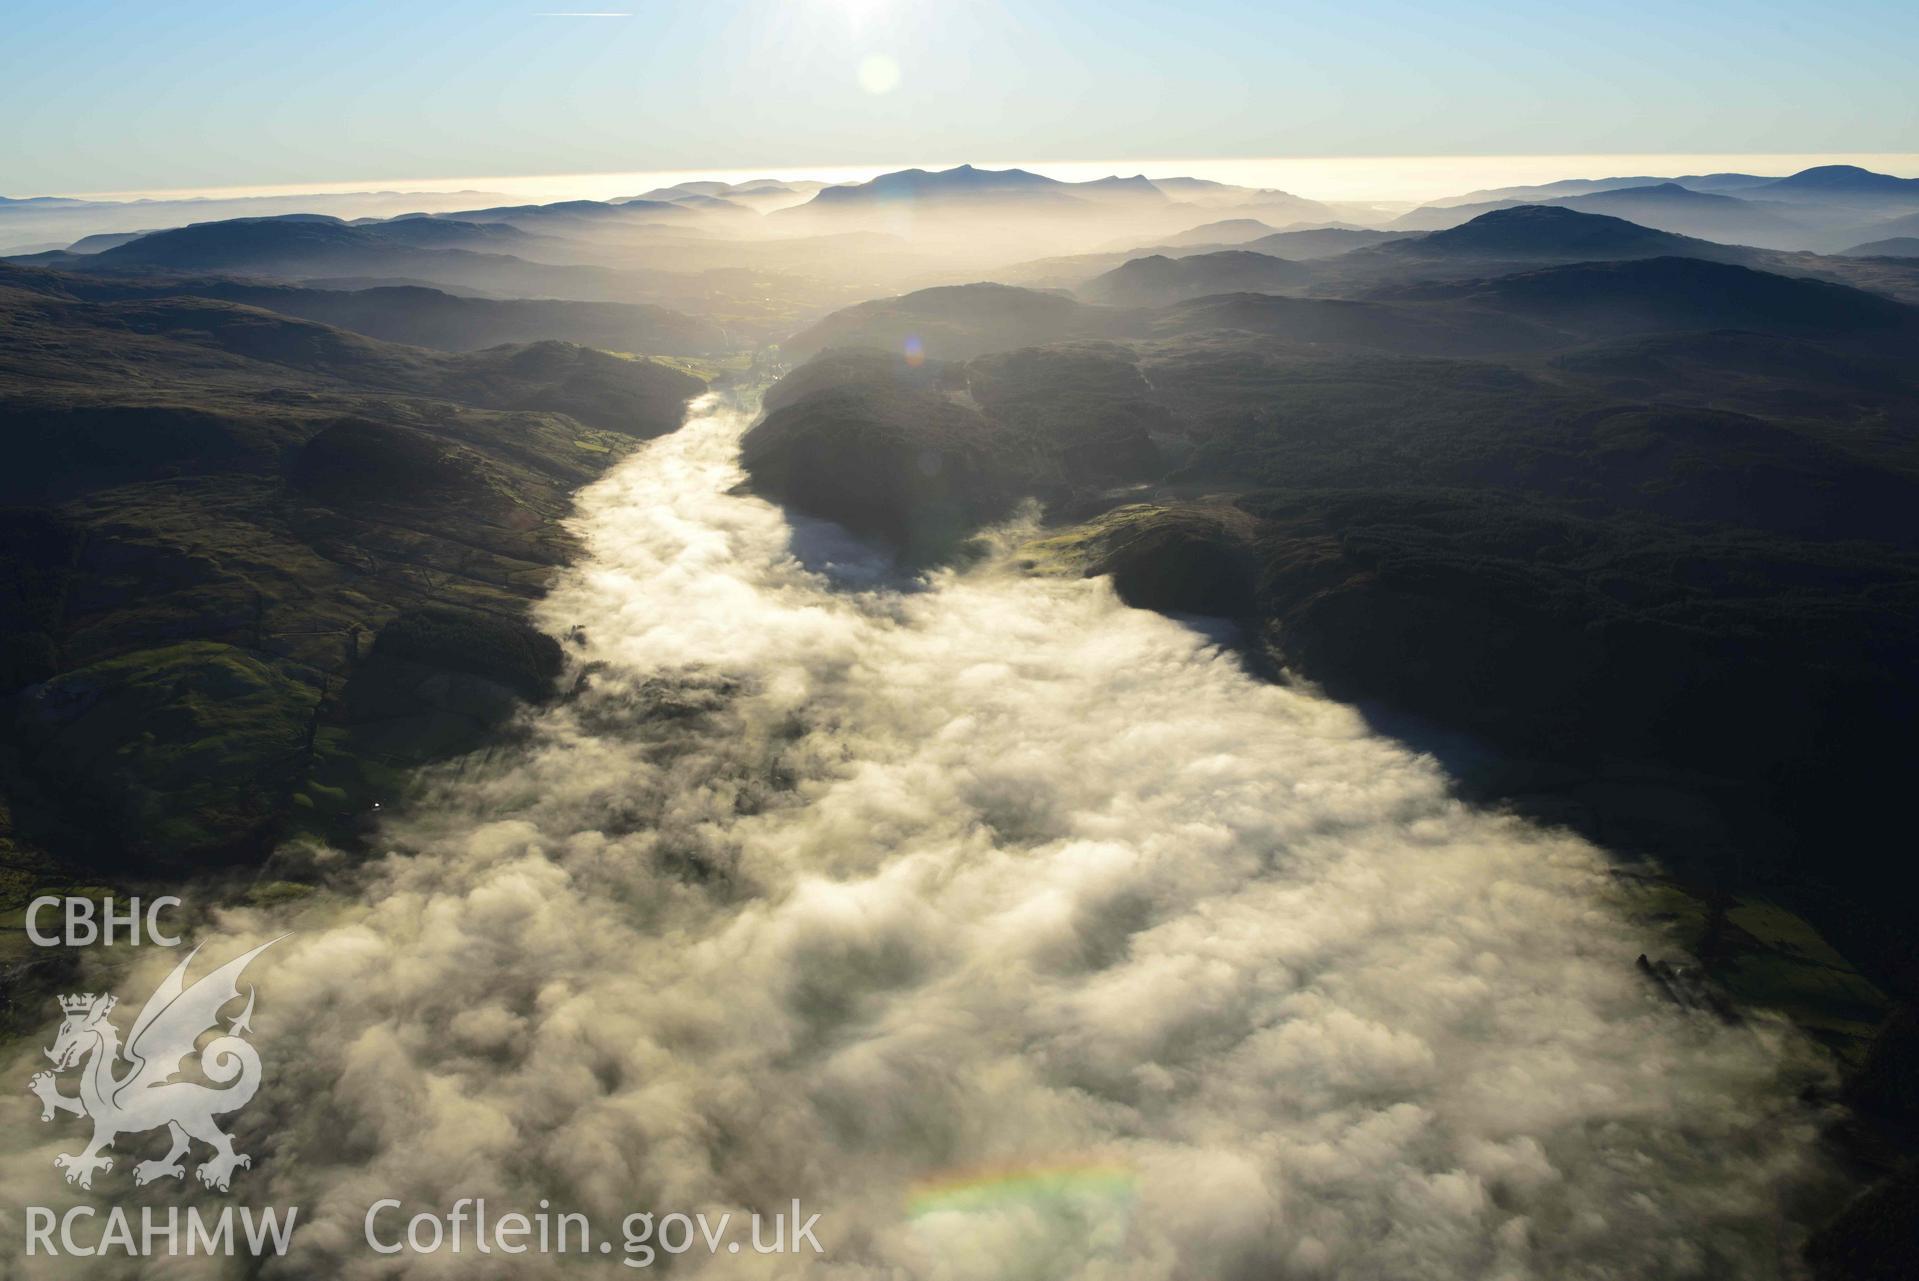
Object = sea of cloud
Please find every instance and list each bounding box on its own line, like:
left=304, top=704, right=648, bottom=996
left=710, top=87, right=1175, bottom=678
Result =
left=0, top=396, right=1839, bottom=1279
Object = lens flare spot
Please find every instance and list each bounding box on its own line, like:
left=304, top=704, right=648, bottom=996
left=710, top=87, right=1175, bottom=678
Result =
left=902, top=334, right=925, bottom=366
left=906, top=1158, right=1139, bottom=1219
left=858, top=53, right=902, bottom=95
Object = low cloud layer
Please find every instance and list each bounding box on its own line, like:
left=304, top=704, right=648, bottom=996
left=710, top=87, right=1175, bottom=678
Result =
left=3, top=397, right=1836, bottom=1278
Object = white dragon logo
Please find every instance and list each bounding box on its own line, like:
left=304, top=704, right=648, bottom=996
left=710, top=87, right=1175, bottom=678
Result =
left=26, top=938, right=283, bottom=1192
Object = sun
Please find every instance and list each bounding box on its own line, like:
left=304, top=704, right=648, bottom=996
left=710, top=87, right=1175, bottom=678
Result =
left=828, top=0, right=891, bottom=28
left=858, top=54, right=902, bottom=95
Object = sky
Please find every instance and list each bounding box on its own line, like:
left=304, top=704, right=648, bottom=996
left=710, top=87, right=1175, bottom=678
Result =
left=3, top=0, right=1916, bottom=197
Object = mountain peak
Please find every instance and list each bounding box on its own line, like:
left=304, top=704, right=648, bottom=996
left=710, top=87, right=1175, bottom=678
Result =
left=1386, top=204, right=1711, bottom=260
left=1759, top=165, right=1919, bottom=198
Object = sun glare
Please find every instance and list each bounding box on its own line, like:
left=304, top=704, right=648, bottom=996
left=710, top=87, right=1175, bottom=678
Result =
left=830, top=0, right=892, bottom=29
left=858, top=53, right=902, bottom=95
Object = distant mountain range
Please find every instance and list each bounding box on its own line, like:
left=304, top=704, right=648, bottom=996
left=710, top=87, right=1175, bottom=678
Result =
left=1410, top=165, right=1919, bottom=250
left=775, top=164, right=1340, bottom=229
left=1430, top=173, right=1779, bottom=207
left=622, top=179, right=827, bottom=213
left=1394, top=183, right=1809, bottom=246
left=1429, top=165, right=1919, bottom=210
left=800, top=164, right=1099, bottom=211
left=9, top=163, right=1917, bottom=262
left=1752, top=164, right=1919, bottom=208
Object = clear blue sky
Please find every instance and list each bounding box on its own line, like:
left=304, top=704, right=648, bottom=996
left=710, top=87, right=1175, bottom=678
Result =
left=3, top=0, right=1915, bottom=194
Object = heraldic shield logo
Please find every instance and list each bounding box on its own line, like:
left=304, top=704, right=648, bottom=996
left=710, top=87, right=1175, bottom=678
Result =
left=27, top=938, right=284, bottom=1192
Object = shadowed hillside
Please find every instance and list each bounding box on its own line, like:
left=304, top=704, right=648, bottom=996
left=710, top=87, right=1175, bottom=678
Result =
left=0, top=265, right=708, bottom=869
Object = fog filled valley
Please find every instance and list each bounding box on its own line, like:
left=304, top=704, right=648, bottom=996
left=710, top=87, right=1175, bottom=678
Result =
left=3, top=159, right=1919, bottom=1278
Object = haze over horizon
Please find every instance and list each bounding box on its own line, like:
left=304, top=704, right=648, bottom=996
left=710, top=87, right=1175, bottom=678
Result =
left=20, top=152, right=1919, bottom=209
